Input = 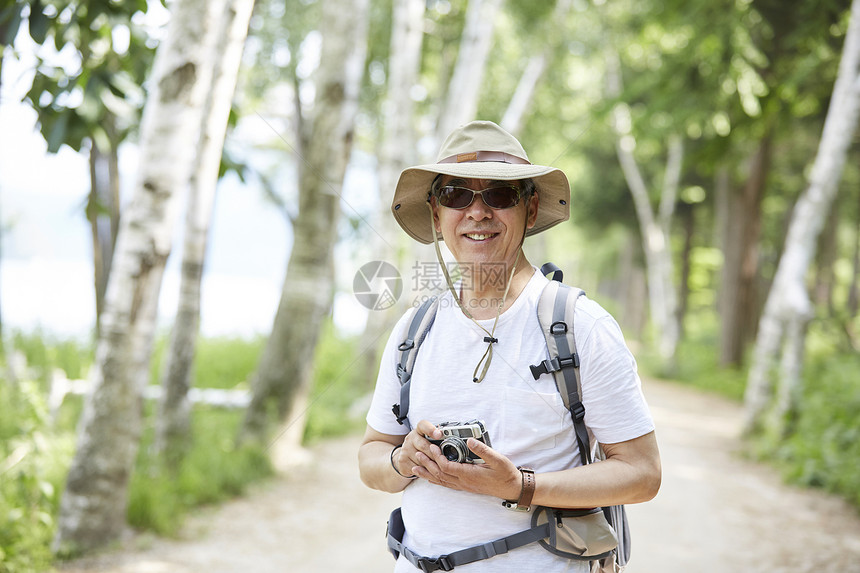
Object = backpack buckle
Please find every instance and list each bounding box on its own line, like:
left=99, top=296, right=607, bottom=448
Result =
left=529, top=357, right=560, bottom=379
left=398, top=338, right=415, bottom=351
left=417, top=556, right=453, bottom=572
left=558, top=353, right=580, bottom=369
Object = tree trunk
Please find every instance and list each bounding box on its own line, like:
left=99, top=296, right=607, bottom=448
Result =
left=238, top=0, right=370, bottom=457
left=848, top=189, right=860, bottom=318
left=617, top=232, right=648, bottom=340
left=500, top=0, right=571, bottom=137
left=434, top=0, right=503, bottom=145
left=53, top=0, right=221, bottom=554
left=677, top=202, right=695, bottom=339
left=358, top=0, right=426, bottom=389
left=813, top=197, right=840, bottom=315
left=155, top=0, right=255, bottom=470
left=718, top=135, right=771, bottom=368
left=87, top=117, right=122, bottom=336
left=605, top=48, right=681, bottom=365
left=744, top=0, right=860, bottom=436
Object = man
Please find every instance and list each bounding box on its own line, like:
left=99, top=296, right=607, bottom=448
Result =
left=359, top=121, right=660, bottom=572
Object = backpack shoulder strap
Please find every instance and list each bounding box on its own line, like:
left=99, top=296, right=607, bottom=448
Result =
left=530, top=271, right=593, bottom=464
left=391, top=296, right=440, bottom=430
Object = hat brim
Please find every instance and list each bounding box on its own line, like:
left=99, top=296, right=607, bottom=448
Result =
left=391, top=162, right=571, bottom=244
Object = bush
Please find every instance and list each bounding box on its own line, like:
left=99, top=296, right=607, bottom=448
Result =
left=10, top=331, right=93, bottom=386
left=127, top=406, right=273, bottom=536
left=639, top=324, right=747, bottom=402
left=303, top=321, right=370, bottom=443
left=772, top=352, right=860, bottom=507
left=149, top=335, right=264, bottom=389
left=0, top=379, right=75, bottom=573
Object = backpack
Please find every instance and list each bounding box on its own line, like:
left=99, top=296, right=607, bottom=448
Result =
left=387, top=263, right=631, bottom=573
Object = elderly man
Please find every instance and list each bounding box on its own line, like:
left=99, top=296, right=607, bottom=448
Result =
left=359, top=120, right=660, bottom=572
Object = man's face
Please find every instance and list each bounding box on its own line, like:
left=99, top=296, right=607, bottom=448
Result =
left=430, top=176, right=539, bottom=269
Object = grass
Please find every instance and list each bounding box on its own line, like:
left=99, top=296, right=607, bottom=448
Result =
left=1, top=320, right=371, bottom=568
left=127, top=406, right=273, bottom=536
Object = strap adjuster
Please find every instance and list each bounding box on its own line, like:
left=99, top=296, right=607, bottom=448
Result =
left=417, top=556, right=453, bottom=572
left=398, top=338, right=415, bottom=351
left=571, top=401, right=585, bottom=421
left=392, top=404, right=407, bottom=425
left=396, top=364, right=411, bottom=384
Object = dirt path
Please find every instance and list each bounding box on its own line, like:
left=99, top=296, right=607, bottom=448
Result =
left=59, top=379, right=860, bottom=573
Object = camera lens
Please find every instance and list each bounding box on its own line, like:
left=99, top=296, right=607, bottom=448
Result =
left=440, top=437, right=468, bottom=462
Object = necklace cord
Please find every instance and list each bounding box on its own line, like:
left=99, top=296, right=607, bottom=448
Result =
left=425, top=200, right=528, bottom=383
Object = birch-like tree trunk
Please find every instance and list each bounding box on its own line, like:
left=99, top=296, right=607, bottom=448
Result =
left=154, top=0, right=255, bottom=469
left=53, top=0, right=220, bottom=554
left=605, top=48, right=682, bottom=364
left=500, top=0, right=571, bottom=137
left=238, top=0, right=370, bottom=457
left=434, top=0, right=503, bottom=145
left=358, top=0, right=425, bottom=386
left=743, top=0, right=860, bottom=436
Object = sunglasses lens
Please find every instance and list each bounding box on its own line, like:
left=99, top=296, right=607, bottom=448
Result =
left=483, top=185, right=520, bottom=209
left=436, top=185, right=521, bottom=209
left=438, top=186, right=473, bottom=209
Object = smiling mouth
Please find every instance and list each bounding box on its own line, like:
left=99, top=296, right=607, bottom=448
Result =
left=464, top=233, right=498, bottom=241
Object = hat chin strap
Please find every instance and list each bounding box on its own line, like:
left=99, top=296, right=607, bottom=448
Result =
left=425, top=201, right=527, bottom=383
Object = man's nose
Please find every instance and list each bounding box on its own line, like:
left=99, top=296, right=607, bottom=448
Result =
left=464, top=192, right=493, bottom=219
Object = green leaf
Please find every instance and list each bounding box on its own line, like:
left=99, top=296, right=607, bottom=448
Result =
left=0, top=3, right=25, bottom=46
left=46, top=109, right=70, bottom=153
left=28, top=0, right=50, bottom=44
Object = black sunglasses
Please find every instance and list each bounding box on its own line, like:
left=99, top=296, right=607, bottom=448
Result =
left=435, top=184, right=523, bottom=210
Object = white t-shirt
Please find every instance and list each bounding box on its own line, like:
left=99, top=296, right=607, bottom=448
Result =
left=366, top=269, right=654, bottom=572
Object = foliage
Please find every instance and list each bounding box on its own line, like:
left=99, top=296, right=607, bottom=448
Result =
left=149, top=335, right=264, bottom=390
left=0, top=333, right=277, bottom=560
left=5, top=0, right=158, bottom=154
left=127, top=405, right=273, bottom=536
left=0, top=378, right=75, bottom=573
left=10, top=329, right=86, bottom=381
left=753, top=327, right=860, bottom=508
left=639, top=317, right=747, bottom=401
left=653, top=316, right=860, bottom=511
left=303, top=320, right=370, bottom=443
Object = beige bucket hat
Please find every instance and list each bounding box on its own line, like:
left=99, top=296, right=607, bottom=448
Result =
left=391, top=120, right=571, bottom=244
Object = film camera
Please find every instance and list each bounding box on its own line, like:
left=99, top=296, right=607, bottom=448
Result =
left=426, top=420, right=492, bottom=464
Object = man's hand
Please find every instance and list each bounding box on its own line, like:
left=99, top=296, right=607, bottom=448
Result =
left=410, top=429, right=522, bottom=501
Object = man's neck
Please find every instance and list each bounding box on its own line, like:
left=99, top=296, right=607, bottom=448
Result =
left=459, top=255, right=533, bottom=320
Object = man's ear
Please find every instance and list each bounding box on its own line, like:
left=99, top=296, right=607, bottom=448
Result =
left=429, top=196, right=442, bottom=233
left=525, top=192, right=540, bottom=229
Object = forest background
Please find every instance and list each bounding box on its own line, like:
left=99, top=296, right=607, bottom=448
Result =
left=0, top=0, right=858, bottom=570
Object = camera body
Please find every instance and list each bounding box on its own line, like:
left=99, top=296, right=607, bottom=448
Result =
left=426, top=420, right=492, bottom=464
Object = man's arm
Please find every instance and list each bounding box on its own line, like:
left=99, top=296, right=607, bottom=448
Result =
left=531, top=431, right=661, bottom=507
left=358, top=421, right=446, bottom=494
left=411, top=430, right=661, bottom=508
left=358, top=426, right=411, bottom=493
